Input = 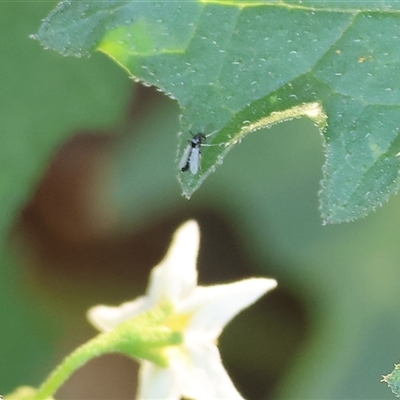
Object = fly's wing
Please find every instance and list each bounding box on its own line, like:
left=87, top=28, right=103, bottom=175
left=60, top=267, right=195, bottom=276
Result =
left=179, top=144, right=192, bottom=171
left=189, top=146, right=201, bottom=174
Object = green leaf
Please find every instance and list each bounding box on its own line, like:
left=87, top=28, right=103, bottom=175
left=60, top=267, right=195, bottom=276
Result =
left=382, top=364, right=400, bottom=398
left=36, top=1, right=400, bottom=223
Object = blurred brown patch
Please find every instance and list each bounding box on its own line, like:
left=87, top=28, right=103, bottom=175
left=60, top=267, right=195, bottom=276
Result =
left=12, top=85, right=310, bottom=400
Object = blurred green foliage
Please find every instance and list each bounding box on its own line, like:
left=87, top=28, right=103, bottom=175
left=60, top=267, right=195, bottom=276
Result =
left=3, top=2, right=400, bottom=400
left=0, top=1, right=129, bottom=391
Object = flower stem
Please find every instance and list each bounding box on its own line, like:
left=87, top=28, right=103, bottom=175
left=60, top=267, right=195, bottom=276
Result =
left=34, top=334, right=110, bottom=400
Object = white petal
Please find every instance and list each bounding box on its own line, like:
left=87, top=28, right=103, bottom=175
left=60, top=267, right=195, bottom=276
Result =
left=146, top=220, right=199, bottom=306
left=180, top=340, right=244, bottom=400
left=180, top=278, right=277, bottom=339
left=87, top=296, right=149, bottom=332
left=137, top=360, right=180, bottom=400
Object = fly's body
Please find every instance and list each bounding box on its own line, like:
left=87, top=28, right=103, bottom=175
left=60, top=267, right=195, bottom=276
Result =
left=179, top=132, right=207, bottom=175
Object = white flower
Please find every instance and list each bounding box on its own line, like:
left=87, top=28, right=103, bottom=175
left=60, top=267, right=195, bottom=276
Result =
left=88, top=220, right=277, bottom=400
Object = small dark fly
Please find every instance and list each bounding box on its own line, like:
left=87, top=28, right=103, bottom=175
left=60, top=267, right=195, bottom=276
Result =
left=179, top=131, right=211, bottom=175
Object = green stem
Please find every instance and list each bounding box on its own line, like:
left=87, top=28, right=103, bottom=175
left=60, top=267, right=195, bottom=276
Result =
left=34, top=333, right=110, bottom=400
left=33, top=303, right=180, bottom=399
